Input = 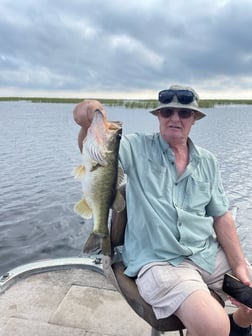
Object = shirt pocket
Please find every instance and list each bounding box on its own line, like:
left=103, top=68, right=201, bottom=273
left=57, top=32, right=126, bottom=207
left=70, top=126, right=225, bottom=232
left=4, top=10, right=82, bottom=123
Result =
left=142, top=159, right=169, bottom=198
left=183, top=177, right=211, bottom=214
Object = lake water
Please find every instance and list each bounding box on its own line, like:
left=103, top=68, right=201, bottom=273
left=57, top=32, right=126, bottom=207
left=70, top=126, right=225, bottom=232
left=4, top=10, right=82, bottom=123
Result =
left=0, top=101, right=252, bottom=275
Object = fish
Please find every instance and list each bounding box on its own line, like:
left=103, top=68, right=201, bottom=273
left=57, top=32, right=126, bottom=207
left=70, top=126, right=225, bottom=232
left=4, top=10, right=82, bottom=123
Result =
left=73, top=109, right=125, bottom=255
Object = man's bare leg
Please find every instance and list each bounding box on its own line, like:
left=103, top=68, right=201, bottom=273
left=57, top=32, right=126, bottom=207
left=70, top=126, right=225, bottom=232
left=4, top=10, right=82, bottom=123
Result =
left=175, top=290, right=230, bottom=336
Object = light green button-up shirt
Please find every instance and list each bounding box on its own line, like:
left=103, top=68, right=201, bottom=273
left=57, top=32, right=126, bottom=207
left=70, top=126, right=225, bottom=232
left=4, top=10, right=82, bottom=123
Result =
left=119, top=133, right=229, bottom=277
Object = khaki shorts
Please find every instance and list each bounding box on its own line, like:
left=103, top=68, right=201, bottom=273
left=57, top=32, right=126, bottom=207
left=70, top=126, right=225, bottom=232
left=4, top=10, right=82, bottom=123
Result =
left=136, top=247, right=252, bottom=319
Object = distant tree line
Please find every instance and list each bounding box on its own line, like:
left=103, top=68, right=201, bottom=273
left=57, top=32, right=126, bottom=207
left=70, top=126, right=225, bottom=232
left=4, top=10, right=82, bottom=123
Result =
left=0, top=97, right=252, bottom=108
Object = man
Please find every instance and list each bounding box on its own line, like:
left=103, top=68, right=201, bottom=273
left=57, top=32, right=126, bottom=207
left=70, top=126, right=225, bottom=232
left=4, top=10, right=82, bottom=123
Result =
left=73, top=85, right=252, bottom=336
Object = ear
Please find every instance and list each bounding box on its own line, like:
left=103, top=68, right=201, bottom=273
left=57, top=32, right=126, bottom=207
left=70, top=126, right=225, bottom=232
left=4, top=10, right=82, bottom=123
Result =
left=192, top=112, right=198, bottom=124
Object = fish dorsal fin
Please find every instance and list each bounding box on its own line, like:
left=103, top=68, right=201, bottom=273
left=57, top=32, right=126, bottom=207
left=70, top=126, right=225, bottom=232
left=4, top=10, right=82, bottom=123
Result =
left=74, top=199, right=93, bottom=219
left=112, top=190, right=126, bottom=213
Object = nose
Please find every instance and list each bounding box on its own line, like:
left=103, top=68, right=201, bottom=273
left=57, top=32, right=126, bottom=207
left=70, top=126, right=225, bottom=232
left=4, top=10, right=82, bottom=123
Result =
left=170, top=110, right=180, bottom=120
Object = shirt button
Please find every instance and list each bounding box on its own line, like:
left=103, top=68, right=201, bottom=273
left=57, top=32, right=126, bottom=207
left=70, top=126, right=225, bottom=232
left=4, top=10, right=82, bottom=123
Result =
left=178, top=222, right=182, bottom=226
left=175, top=182, right=178, bottom=186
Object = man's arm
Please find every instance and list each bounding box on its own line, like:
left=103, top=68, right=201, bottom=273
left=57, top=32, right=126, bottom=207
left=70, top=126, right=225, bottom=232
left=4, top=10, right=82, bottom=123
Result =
left=73, top=100, right=105, bottom=152
left=214, top=211, right=250, bottom=285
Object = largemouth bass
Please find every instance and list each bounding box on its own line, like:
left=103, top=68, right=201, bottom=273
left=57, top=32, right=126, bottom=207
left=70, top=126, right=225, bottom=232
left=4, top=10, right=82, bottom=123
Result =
left=74, top=109, right=125, bottom=255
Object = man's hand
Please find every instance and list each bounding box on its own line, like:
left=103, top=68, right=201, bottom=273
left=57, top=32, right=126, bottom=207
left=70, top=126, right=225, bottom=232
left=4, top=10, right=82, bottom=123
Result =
left=73, top=100, right=105, bottom=153
left=73, top=100, right=105, bottom=128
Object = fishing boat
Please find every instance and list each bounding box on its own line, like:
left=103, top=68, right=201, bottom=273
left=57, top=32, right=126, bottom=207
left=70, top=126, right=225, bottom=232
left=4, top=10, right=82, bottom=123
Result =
left=0, top=206, right=238, bottom=335
left=0, top=253, right=236, bottom=336
left=0, top=255, right=153, bottom=336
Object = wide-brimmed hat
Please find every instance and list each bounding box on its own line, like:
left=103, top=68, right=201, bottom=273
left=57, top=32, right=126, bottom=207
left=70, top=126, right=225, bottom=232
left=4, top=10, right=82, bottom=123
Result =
left=150, top=84, right=206, bottom=120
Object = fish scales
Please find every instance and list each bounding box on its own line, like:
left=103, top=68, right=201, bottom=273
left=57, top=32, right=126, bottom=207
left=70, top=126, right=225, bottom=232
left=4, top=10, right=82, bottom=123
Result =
left=74, top=109, right=125, bottom=255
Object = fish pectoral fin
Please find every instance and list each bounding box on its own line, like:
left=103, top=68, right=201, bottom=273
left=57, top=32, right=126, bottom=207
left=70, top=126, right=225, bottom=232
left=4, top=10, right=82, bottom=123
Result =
left=112, top=190, right=126, bottom=212
left=83, top=233, right=111, bottom=256
left=73, top=165, right=86, bottom=178
left=74, top=199, right=93, bottom=218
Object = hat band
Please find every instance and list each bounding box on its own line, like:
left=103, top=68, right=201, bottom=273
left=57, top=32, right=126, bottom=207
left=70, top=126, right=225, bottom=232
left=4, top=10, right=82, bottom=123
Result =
left=159, top=89, right=197, bottom=105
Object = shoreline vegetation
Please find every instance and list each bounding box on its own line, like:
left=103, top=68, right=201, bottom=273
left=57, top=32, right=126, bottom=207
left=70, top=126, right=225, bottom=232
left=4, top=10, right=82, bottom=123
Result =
left=0, top=97, right=252, bottom=108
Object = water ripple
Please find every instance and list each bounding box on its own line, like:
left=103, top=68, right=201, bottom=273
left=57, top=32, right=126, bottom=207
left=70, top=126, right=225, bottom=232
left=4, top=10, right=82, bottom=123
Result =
left=1, top=102, right=252, bottom=274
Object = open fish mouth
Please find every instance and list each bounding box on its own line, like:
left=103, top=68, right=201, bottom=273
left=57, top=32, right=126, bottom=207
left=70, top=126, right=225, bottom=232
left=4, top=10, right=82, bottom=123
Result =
left=84, top=111, right=122, bottom=166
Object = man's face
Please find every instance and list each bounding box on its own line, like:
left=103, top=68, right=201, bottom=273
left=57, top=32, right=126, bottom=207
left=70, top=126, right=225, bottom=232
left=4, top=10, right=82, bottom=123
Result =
left=157, top=108, right=197, bottom=145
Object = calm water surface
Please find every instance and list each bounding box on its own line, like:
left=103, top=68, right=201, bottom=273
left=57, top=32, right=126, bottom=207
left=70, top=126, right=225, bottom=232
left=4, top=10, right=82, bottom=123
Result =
left=0, top=102, right=252, bottom=274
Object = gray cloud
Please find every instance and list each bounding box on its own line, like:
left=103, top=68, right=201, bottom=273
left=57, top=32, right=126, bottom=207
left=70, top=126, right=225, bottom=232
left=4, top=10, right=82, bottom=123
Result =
left=0, top=0, right=252, bottom=97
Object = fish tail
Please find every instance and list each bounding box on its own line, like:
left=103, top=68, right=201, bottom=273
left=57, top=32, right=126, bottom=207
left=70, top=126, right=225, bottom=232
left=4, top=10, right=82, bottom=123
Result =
left=83, top=233, right=111, bottom=256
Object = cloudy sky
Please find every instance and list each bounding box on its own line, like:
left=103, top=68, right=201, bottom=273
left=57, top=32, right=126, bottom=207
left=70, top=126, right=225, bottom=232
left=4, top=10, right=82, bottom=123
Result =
left=1, top=0, right=252, bottom=99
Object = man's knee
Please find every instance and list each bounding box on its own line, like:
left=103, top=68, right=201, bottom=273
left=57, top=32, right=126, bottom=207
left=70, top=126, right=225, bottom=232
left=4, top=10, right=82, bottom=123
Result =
left=192, top=309, right=230, bottom=336
left=176, top=290, right=230, bottom=336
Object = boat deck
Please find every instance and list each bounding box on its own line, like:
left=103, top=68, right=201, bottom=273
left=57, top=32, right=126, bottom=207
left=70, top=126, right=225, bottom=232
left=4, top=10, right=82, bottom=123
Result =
left=0, top=260, right=235, bottom=336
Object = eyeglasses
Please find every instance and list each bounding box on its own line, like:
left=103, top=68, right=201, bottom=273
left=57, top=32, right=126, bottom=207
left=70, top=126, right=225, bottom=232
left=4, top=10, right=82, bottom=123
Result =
left=159, top=89, right=197, bottom=104
left=159, top=108, right=194, bottom=119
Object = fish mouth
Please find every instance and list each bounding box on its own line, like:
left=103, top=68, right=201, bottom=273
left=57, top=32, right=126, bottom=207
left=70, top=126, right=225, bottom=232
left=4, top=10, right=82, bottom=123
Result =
left=109, top=120, right=122, bottom=124
left=108, top=121, right=122, bottom=130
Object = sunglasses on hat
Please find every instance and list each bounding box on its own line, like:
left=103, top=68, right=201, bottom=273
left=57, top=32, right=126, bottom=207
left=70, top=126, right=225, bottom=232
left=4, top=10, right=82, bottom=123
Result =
left=159, top=89, right=197, bottom=105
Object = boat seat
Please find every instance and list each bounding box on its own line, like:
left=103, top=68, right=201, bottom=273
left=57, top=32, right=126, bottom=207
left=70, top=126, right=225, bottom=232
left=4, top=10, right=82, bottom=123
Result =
left=103, top=185, right=225, bottom=336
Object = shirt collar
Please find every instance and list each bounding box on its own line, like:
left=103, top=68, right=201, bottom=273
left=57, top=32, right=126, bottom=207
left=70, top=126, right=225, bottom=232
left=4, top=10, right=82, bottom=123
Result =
left=158, top=133, right=200, bottom=162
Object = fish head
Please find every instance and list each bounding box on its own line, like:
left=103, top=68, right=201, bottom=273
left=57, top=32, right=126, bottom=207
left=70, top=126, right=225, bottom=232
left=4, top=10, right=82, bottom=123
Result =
left=106, top=121, right=122, bottom=151
left=83, top=110, right=122, bottom=166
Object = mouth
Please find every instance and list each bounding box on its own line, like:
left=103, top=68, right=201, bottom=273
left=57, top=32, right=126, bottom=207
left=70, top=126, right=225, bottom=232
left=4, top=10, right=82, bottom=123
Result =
left=169, top=125, right=181, bottom=129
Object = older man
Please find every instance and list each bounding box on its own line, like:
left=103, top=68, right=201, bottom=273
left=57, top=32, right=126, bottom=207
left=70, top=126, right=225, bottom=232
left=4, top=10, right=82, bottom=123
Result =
left=73, top=85, right=252, bottom=336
